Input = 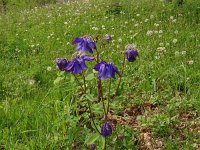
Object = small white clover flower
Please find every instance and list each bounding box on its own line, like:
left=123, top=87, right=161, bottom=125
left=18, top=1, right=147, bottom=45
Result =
left=118, top=38, right=122, bottom=42
left=172, top=19, right=177, bottom=23
left=172, top=39, right=178, bottom=44
left=181, top=51, right=186, bottom=55
left=188, top=60, right=194, bottom=65
left=157, top=47, right=166, bottom=52
left=154, top=23, right=159, bottom=27
left=166, top=43, right=170, bottom=46
left=174, top=30, right=178, bottom=34
left=154, top=30, right=158, bottom=34
left=134, top=23, right=139, bottom=27
left=47, top=66, right=52, bottom=71
left=155, top=55, right=160, bottom=59
left=159, top=43, right=164, bottom=47
left=92, top=27, right=99, bottom=30
left=175, top=51, right=180, bottom=56
left=170, top=16, right=174, bottom=20
left=29, top=79, right=35, bottom=85
left=144, top=19, right=149, bottom=22
left=159, top=30, right=163, bottom=34
left=146, top=30, right=154, bottom=36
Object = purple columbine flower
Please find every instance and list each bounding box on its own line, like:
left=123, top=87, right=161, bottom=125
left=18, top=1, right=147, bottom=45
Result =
left=65, top=55, right=94, bottom=74
left=56, top=58, right=69, bottom=71
left=72, top=36, right=96, bottom=53
left=125, top=44, right=138, bottom=62
left=103, top=34, right=112, bottom=43
left=101, top=122, right=112, bottom=138
left=94, top=61, right=121, bottom=80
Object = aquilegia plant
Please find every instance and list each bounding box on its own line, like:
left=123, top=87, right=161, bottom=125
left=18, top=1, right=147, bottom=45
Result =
left=55, top=35, right=138, bottom=149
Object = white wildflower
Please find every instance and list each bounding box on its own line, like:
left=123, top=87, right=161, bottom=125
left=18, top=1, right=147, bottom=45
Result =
left=154, top=30, right=158, bottom=34
left=181, top=51, right=186, bottom=55
left=146, top=30, right=153, bottom=36
left=170, top=16, right=174, bottom=20
left=174, top=30, right=178, bottom=34
left=175, top=51, right=180, bottom=56
left=154, top=23, right=159, bottom=27
left=159, top=43, right=164, bottom=47
left=118, top=38, right=122, bottom=42
left=47, top=66, right=52, bottom=71
left=159, top=30, right=163, bottom=34
left=188, top=60, right=194, bottom=65
left=172, top=39, right=178, bottom=44
left=29, top=79, right=35, bottom=85
left=145, top=19, right=149, bottom=22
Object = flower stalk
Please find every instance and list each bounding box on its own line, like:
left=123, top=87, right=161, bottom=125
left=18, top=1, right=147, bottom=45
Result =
left=105, top=79, right=112, bottom=121
left=115, top=53, right=126, bottom=96
left=87, top=99, right=101, bottom=135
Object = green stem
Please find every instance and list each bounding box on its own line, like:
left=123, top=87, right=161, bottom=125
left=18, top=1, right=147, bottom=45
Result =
left=102, top=99, right=107, bottom=120
left=82, top=72, right=87, bottom=94
left=104, top=138, right=106, bottom=150
left=87, top=99, right=101, bottom=135
left=72, top=74, right=84, bottom=92
left=115, top=53, right=126, bottom=96
left=105, top=79, right=111, bottom=121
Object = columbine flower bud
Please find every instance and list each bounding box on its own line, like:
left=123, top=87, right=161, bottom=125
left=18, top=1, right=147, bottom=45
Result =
left=125, top=44, right=138, bottom=62
left=101, top=122, right=112, bottom=138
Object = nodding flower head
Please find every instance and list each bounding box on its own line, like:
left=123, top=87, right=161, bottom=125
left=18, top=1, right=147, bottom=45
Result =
left=94, top=61, right=121, bottom=80
left=125, top=44, right=138, bottom=62
left=72, top=36, right=96, bottom=53
left=103, top=34, right=112, bottom=43
left=101, top=122, right=112, bottom=138
left=65, top=55, right=94, bottom=74
left=56, top=58, right=69, bottom=71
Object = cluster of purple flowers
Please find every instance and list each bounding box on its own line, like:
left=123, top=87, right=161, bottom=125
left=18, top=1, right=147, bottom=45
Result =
left=56, top=35, right=138, bottom=79
left=56, top=55, right=94, bottom=74
left=56, top=35, right=138, bottom=140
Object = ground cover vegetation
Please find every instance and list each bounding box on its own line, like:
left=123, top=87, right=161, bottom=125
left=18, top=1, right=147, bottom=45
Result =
left=0, top=0, right=200, bottom=149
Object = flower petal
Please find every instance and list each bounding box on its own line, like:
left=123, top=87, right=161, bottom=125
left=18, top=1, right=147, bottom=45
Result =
left=72, top=37, right=83, bottom=45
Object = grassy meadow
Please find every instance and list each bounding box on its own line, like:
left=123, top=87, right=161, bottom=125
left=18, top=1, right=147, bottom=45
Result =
left=0, top=0, right=200, bottom=149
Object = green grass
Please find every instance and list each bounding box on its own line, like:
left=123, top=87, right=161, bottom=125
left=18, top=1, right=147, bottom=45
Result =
left=0, top=0, right=200, bottom=149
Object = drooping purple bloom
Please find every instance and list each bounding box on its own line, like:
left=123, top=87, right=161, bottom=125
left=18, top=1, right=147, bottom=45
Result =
left=65, top=55, right=94, bottom=74
left=56, top=58, right=69, bottom=71
left=72, top=36, right=96, bottom=53
left=89, top=144, right=96, bottom=150
left=101, top=122, right=112, bottom=138
left=125, top=44, right=138, bottom=62
left=94, top=61, right=121, bottom=80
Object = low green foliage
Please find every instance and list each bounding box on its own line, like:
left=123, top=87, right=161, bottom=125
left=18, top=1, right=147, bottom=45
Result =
left=0, top=0, right=200, bottom=149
